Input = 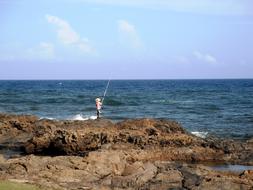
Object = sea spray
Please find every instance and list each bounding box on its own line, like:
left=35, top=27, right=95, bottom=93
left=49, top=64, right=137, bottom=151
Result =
left=71, top=114, right=97, bottom=121
left=191, top=131, right=208, bottom=138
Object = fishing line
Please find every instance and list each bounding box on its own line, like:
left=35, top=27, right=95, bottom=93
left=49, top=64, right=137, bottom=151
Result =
left=102, top=79, right=110, bottom=104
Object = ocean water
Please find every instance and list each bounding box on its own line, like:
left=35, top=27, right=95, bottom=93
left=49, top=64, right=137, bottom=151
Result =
left=0, top=80, right=252, bottom=140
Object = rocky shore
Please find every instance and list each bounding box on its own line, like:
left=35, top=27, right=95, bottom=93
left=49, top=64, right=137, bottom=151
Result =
left=0, top=113, right=252, bottom=190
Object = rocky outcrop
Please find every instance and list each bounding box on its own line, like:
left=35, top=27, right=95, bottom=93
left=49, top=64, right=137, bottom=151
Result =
left=0, top=152, right=252, bottom=190
left=15, top=117, right=250, bottom=165
left=0, top=114, right=39, bottom=156
left=0, top=113, right=252, bottom=189
left=0, top=113, right=252, bottom=164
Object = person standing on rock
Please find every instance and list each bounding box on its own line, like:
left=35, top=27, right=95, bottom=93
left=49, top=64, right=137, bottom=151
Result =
left=95, top=98, right=102, bottom=119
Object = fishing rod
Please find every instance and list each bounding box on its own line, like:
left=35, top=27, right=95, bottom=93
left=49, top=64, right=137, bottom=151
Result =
left=101, top=79, right=110, bottom=104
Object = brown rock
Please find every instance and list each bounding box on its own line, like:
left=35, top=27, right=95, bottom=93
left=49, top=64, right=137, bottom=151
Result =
left=240, top=170, right=253, bottom=180
left=86, top=150, right=127, bottom=177
left=111, top=162, right=157, bottom=188
left=196, top=176, right=252, bottom=190
left=156, top=169, right=183, bottom=185
left=0, top=114, right=253, bottom=190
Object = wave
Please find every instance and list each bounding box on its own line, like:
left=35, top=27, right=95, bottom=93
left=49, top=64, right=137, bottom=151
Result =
left=191, top=131, right=208, bottom=138
left=39, top=117, right=56, bottom=120
left=40, top=114, right=97, bottom=121
left=70, top=114, right=97, bottom=121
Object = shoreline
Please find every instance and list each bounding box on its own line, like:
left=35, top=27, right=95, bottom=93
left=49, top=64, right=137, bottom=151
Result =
left=0, top=113, right=252, bottom=189
left=1, top=112, right=251, bottom=142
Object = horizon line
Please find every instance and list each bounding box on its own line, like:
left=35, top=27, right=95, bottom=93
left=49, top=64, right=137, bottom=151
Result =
left=0, top=78, right=252, bottom=81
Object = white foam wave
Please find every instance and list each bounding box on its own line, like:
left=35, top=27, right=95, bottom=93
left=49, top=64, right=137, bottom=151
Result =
left=191, top=131, right=208, bottom=138
left=152, top=100, right=166, bottom=103
left=71, top=114, right=97, bottom=121
left=89, top=115, right=98, bottom=120
left=39, top=117, right=55, bottom=120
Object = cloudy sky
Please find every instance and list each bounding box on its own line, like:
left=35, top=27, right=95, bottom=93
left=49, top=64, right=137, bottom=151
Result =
left=0, top=0, right=253, bottom=79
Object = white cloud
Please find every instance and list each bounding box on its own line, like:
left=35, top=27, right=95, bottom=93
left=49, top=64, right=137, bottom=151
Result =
left=72, top=0, right=253, bottom=16
left=45, top=14, right=94, bottom=54
left=0, top=42, right=56, bottom=61
left=27, top=42, right=55, bottom=60
left=193, top=51, right=217, bottom=64
left=118, top=19, right=142, bottom=49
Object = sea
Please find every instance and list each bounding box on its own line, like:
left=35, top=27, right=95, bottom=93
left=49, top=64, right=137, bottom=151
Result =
left=0, top=79, right=252, bottom=140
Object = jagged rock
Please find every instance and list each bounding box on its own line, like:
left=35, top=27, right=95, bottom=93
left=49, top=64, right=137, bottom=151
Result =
left=240, top=170, right=253, bottom=180
left=0, top=113, right=251, bottom=164
left=0, top=113, right=252, bottom=190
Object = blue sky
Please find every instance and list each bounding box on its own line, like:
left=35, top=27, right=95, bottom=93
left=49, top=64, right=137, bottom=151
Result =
left=0, top=0, right=253, bottom=79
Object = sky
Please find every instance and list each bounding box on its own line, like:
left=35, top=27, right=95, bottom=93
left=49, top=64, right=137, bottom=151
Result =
left=0, top=0, right=253, bottom=79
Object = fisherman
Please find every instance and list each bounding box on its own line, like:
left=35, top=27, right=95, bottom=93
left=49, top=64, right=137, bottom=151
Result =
left=95, top=98, right=102, bottom=119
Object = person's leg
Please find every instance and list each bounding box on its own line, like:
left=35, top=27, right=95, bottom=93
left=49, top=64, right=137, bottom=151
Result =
left=97, top=110, right=100, bottom=119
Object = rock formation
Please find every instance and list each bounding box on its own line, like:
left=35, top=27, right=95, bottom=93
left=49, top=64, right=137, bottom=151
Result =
left=0, top=113, right=252, bottom=189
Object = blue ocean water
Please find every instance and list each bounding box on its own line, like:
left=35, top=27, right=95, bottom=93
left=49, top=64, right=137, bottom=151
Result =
left=0, top=80, right=252, bottom=140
